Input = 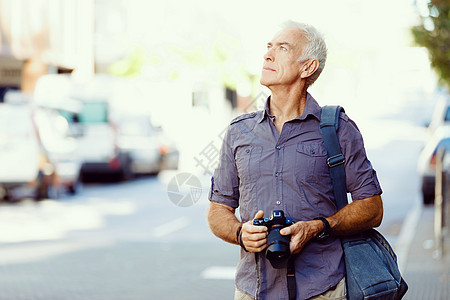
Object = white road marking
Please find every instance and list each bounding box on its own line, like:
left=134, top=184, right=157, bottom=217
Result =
left=152, top=217, right=190, bottom=238
left=0, top=241, right=113, bottom=265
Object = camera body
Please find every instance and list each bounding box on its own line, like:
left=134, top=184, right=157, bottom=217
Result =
left=253, top=210, right=294, bottom=269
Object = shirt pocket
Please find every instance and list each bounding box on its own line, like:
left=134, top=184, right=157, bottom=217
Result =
left=235, top=146, right=263, bottom=185
left=295, top=142, right=328, bottom=183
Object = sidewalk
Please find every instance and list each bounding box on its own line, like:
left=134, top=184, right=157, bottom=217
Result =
left=402, top=205, right=449, bottom=300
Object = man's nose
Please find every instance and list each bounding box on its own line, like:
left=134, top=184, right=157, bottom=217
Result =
left=264, top=48, right=274, bottom=61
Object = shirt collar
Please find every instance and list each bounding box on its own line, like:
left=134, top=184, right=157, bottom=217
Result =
left=258, top=92, right=321, bottom=123
left=258, top=96, right=274, bottom=123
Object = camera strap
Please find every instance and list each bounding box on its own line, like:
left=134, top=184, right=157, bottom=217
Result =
left=286, top=106, right=345, bottom=300
left=287, top=256, right=296, bottom=300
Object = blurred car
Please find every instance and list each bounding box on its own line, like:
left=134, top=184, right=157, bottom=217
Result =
left=34, top=74, right=133, bottom=182
left=417, top=124, right=450, bottom=204
left=158, top=130, right=180, bottom=171
left=33, top=107, right=83, bottom=195
left=0, top=102, right=81, bottom=201
left=116, top=114, right=179, bottom=175
left=426, top=91, right=450, bottom=136
left=72, top=100, right=133, bottom=181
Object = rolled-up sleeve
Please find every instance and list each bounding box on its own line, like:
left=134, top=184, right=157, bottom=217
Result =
left=339, top=117, right=383, bottom=201
left=208, top=125, right=240, bottom=208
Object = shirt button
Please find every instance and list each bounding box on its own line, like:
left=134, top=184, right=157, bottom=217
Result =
left=275, top=172, right=279, bottom=177
left=276, top=146, right=281, bottom=150
left=276, top=201, right=281, bottom=205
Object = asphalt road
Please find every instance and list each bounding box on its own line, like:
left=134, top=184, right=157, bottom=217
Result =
left=0, top=102, right=429, bottom=299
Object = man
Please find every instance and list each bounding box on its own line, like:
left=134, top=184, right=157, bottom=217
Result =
left=207, top=20, right=383, bottom=300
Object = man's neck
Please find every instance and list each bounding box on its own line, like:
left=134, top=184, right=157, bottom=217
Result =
left=269, top=85, right=308, bottom=121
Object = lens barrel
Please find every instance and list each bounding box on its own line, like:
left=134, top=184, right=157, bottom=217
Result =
left=265, top=227, right=291, bottom=269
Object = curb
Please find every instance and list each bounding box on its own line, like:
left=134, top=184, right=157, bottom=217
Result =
left=394, top=201, right=423, bottom=274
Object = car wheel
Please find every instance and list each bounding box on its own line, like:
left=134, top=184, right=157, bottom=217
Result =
left=422, top=191, right=435, bottom=205
left=119, top=154, right=133, bottom=181
left=35, top=171, right=60, bottom=200
left=68, top=178, right=82, bottom=195
left=47, top=185, right=61, bottom=200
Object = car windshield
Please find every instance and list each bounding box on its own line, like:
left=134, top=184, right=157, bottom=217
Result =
left=78, top=101, right=108, bottom=123
left=445, top=107, right=450, bottom=122
left=437, top=138, right=450, bottom=152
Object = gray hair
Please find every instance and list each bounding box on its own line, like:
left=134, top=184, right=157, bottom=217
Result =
left=282, top=20, right=327, bottom=87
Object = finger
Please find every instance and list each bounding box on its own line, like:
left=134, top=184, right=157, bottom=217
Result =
left=280, top=226, right=291, bottom=236
left=243, top=218, right=268, bottom=233
left=280, top=223, right=297, bottom=236
left=244, top=232, right=268, bottom=242
left=290, top=236, right=307, bottom=254
left=290, top=242, right=300, bottom=254
left=246, top=239, right=267, bottom=252
left=254, top=210, right=264, bottom=219
left=245, top=224, right=268, bottom=233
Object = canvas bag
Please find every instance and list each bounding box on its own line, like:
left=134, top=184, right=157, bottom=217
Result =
left=319, top=105, right=408, bottom=300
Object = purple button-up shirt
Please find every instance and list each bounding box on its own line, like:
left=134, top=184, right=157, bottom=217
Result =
left=209, top=93, right=382, bottom=300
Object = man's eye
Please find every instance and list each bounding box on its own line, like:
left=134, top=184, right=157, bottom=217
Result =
left=280, top=46, right=287, bottom=51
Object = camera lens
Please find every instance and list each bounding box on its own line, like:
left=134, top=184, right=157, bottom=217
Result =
left=265, top=227, right=291, bottom=269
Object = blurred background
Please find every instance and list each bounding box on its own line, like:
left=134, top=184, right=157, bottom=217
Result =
left=0, top=0, right=448, bottom=299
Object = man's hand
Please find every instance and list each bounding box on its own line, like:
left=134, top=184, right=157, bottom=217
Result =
left=280, top=220, right=323, bottom=254
left=240, top=210, right=268, bottom=252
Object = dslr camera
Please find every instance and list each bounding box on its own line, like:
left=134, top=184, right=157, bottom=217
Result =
left=253, top=210, right=294, bottom=269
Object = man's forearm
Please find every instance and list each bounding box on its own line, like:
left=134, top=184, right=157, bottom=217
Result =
left=207, top=201, right=241, bottom=245
left=327, top=195, right=383, bottom=236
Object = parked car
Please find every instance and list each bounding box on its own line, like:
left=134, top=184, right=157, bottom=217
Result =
left=33, top=106, right=82, bottom=195
left=34, top=74, right=133, bottom=182
left=0, top=102, right=81, bottom=201
left=72, top=100, right=133, bottom=181
left=158, top=130, right=179, bottom=171
left=418, top=124, right=450, bottom=204
left=116, top=114, right=179, bottom=175
left=426, top=90, right=450, bottom=137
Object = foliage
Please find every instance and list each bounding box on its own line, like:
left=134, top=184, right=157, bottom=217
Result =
left=411, top=0, right=450, bottom=90
left=109, top=47, right=146, bottom=78
left=108, top=14, right=252, bottom=91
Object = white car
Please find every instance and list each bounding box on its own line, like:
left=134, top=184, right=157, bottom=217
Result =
left=417, top=124, right=450, bottom=204
left=0, top=103, right=44, bottom=200
left=34, top=107, right=82, bottom=195
left=74, top=100, right=133, bottom=181
left=426, top=91, right=450, bottom=137
left=0, top=103, right=81, bottom=200
left=116, top=115, right=179, bottom=175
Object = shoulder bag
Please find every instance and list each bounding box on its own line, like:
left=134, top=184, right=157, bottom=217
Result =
left=319, top=105, right=408, bottom=300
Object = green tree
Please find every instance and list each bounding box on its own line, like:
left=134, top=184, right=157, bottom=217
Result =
left=412, top=0, right=450, bottom=90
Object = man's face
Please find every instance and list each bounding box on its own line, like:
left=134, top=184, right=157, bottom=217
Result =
left=260, top=27, right=308, bottom=88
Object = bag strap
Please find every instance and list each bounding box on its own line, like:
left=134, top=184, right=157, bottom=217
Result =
left=319, top=105, right=348, bottom=210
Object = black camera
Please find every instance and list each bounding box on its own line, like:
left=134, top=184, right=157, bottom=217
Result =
left=253, top=210, right=294, bottom=269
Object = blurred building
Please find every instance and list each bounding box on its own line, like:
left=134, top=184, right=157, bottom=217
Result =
left=0, top=0, right=95, bottom=99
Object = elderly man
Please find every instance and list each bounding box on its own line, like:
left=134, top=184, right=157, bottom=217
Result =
left=207, top=20, right=383, bottom=300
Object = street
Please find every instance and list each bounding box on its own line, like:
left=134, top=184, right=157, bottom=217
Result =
left=0, top=172, right=243, bottom=300
left=0, top=101, right=430, bottom=300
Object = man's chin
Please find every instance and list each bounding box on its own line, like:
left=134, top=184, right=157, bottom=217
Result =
left=260, top=78, right=272, bottom=87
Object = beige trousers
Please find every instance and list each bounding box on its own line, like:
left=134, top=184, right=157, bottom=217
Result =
left=234, top=277, right=347, bottom=300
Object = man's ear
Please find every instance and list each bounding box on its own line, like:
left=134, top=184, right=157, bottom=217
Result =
left=300, top=59, right=319, bottom=79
